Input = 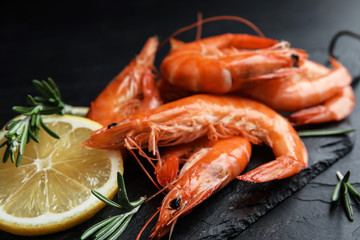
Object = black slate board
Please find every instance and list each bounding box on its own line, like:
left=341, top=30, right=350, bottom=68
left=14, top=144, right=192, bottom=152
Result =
left=0, top=120, right=354, bottom=240
left=1, top=1, right=359, bottom=239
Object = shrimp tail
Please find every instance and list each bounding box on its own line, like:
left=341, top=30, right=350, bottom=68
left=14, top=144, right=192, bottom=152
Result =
left=289, top=85, right=355, bottom=125
left=237, top=155, right=306, bottom=182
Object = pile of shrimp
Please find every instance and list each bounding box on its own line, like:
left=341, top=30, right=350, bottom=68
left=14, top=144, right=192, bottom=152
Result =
left=83, top=16, right=355, bottom=239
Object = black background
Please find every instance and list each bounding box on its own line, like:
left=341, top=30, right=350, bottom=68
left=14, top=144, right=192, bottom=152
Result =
left=1, top=0, right=360, bottom=239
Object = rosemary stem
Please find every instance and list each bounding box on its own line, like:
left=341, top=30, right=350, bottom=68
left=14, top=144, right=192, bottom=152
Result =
left=63, top=105, right=89, bottom=117
left=298, top=128, right=356, bottom=137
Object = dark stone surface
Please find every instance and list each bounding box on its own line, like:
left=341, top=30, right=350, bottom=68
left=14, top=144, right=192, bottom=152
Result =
left=1, top=0, right=360, bottom=239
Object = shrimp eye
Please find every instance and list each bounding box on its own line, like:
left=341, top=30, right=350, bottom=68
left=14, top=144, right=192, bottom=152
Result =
left=291, top=54, right=299, bottom=67
left=107, top=122, right=117, bottom=129
left=170, top=198, right=181, bottom=209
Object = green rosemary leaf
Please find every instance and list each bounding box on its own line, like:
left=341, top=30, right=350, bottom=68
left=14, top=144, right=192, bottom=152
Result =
left=28, top=130, right=39, bottom=143
left=32, top=80, right=51, bottom=98
left=91, top=190, right=123, bottom=209
left=47, top=77, right=61, bottom=99
left=18, top=123, right=28, bottom=156
left=12, top=106, right=34, bottom=114
left=2, top=146, right=10, bottom=163
left=34, top=96, right=51, bottom=103
left=39, top=106, right=64, bottom=115
left=48, top=98, right=56, bottom=103
left=117, top=172, right=132, bottom=208
left=26, top=95, right=37, bottom=105
left=35, top=114, right=41, bottom=129
left=0, top=141, right=7, bottom=149
left=107, top=215, right=133, bottom=240
left=34, top=126, right=39, bottom=139
left=96, top=215, right=128, bottom=240
left=346, top=183, right=360, bottom=201
left=332, top=180, right=342, bottom=202
left=5, top=120, right=19, bottom=130
left=81, top=216, right=118, bottom=240
left=30, top=114, right=36, bottom=127
left=21, top=124, right=29, bottom=145
left=83, top=172, right=145, bottom=240
left=5, top=121, right=22, bottom=137
left=94, top=215, right=123, bottom=239
left=15, top=121, right=25, bottom=136
left=10, top=150, right=15, bottom=164
left=298, top=128, right=355, bottom=137
left=15, top=152, right=23, bottom=167
left=41, top=80, right=57, bottom=98
left=24, top=105, right=41, bottom=116
left=40, top=117, right=59, bottom=139
left=342, top=183, right=354, bottom=221
left=343, top=171, right=351, bottom=183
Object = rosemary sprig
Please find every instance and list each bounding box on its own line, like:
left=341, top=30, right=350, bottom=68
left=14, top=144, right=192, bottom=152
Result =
left=332, top=171, right=360, bottom=221
left=1, top=78, right=64, bottom=166
left=1, top=78, right=89, bottom=167
left=81, top=172, right=145, bottom=240
left=298, top=128, right=356, bottom=137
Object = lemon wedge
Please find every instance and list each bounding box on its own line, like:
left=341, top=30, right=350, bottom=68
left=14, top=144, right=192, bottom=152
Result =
left=0, top=115, right=123, bottom=236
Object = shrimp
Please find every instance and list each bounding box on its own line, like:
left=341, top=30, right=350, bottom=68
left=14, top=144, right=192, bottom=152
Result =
left=238, top=58, right=352, bottom=111
left=160, top=33, right=308, bottom=93
left=148, top=137, right=252, bottom=239
left=289, top=85, right=355, bottom=125
left=83, top=94, right=308, bottom=183
left=86, top=37, right=162, bottom=126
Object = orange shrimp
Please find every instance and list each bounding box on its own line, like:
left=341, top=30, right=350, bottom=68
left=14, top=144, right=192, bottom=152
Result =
left=86, top=37, right=162, bottom=126
left=238, top=58, right=352, bottom=111
left=289, top=85, right=355, bottom=125
left=160, top=34, right=308, bottom=93
left=148, top=137, right=251, bottom=239
left=84, top=94, right=308, bottom=183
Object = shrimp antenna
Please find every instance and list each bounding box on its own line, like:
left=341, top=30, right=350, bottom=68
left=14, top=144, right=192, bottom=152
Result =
left=136, top=208, right=161, bottom=240
left=195, top=12, right=203, bottom=41
left=168, top=218, right=178, bottom=240
left=329, top=30, right=360, bottom=58
left=146, top=177, right=180, bottom=203
left=158, top=15, right=266, bottom=50
left=128, top=147, right=162, bottom=190
left=146, top=185, right=169, bottom=202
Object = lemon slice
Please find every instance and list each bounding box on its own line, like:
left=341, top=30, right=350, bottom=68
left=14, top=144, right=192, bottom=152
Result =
left=0, top=115, right=123, bottom=236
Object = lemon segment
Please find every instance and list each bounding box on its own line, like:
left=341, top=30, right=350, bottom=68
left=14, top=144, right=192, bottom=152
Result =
left=0, top=115, right=123, bottom=236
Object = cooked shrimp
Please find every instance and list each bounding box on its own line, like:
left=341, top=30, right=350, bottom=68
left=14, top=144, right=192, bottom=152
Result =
left=86, top=37, right=162, bottom=126
left=238, top=58, right=352, bottom=111
left=289, top=85, right=355, bottom=125
left=149, top=137, right=252, bottom=239
left=84, top=94, right=308, bottom=182
left=160, top=34, right=307, bottom=93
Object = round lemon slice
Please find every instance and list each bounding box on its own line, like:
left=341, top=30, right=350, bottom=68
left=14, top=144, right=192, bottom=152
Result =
left=0, top=115, right=123, bottom=236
